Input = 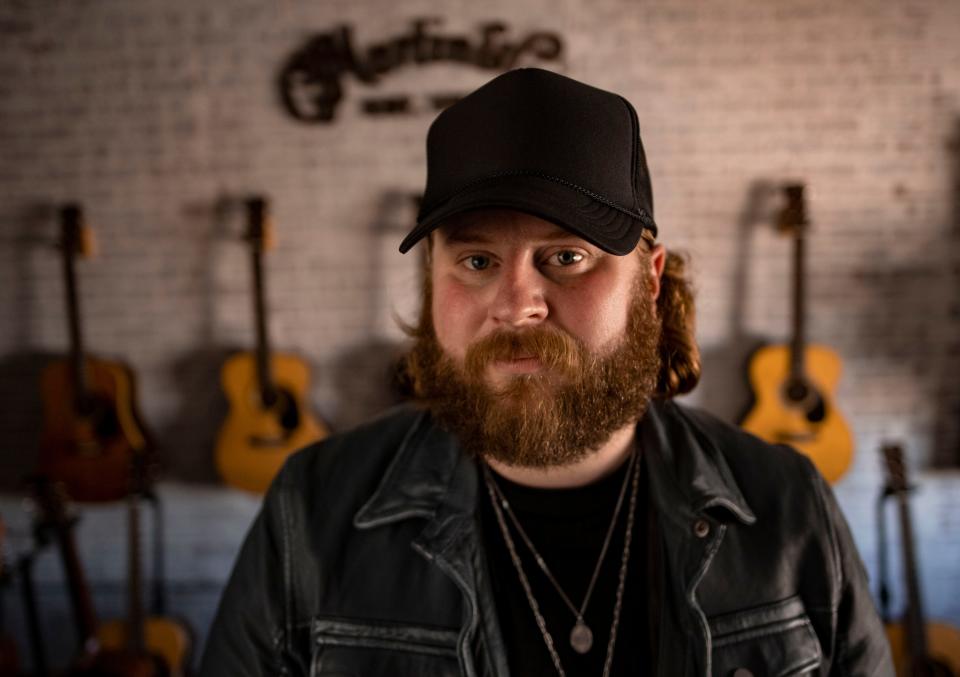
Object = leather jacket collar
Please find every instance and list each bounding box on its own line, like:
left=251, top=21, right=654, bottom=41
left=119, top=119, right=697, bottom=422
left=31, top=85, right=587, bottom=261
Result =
left=353, top=400, right=756, bottom=533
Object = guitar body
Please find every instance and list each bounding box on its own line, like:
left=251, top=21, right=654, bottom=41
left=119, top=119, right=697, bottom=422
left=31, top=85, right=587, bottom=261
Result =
left=75, top=647, right=169, bottom=677
left=887, top=621, right=960, bottom=675
left=741, top=343, right=853, bottom=484
left=97, top=618, right=191, bottom=677
left=39, top=357, right=146, bottom=502
left=216, top=351, right=327, bottom=493
left=881, top=444, right=960, bottom=677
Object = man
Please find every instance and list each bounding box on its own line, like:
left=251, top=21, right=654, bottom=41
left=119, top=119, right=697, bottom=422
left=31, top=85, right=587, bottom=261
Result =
left=201, top=69, right=892, bottom=676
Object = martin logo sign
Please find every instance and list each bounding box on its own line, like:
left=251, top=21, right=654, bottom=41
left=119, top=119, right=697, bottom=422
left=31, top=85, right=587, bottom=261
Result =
left=279, top=19, right=564, bottom=123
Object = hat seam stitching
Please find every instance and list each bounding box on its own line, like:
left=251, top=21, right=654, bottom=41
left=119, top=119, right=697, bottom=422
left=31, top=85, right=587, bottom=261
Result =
left=420, top=170, right=656, bottom=229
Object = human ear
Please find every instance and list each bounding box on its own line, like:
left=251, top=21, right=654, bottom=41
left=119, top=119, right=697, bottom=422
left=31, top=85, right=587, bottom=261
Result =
left=647, top=244, right=666, bottom=301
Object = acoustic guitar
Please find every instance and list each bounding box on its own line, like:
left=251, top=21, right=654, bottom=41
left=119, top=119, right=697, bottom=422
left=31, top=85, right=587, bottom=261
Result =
left=97, top=455, right=191, bottom=676
left=740, top=184, right=854, bottom=484
left=39, top=205, right=149, bottom=503
left=27, top=476, right=103, bottom=666
left=29, top=473, right=188, bottom=677
left=215, top=197, right=328, bottom=494
left=880, top=443, right=960, bottom=676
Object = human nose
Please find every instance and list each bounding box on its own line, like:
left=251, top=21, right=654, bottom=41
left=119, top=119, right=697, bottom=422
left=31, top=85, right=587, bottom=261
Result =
left=489, top=260, right=548, bottom=328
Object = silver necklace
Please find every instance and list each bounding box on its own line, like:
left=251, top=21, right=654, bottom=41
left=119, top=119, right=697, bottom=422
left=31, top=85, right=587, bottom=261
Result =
left=483, top=451, right=640, bottom=677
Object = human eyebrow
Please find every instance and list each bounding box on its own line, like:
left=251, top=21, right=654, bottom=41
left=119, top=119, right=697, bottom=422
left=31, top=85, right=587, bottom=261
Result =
left=441, top=229, right=492, bottom=245
left=538, top=227, right=582, bottom=242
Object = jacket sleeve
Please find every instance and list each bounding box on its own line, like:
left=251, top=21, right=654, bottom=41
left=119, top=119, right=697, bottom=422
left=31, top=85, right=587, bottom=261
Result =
left=199, top=469, right=306, bottom=676
left=813, top=471, right=895, bottom=677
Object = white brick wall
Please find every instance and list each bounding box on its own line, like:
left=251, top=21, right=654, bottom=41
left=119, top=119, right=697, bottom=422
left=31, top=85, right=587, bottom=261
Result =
left=1, top=0, right=958, bottom=669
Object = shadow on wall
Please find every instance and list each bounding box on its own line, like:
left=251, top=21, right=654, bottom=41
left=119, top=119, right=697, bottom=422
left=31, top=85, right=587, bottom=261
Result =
left=936, top=117, right=960, bottom=467
left=328, top=338, right=411, bottom=433
left=154, top=346, right=235, bottom=485
left=0, top=204, right=71, bottom=491
left=849, top=120, right=960, bottom=468
left=8, top=202, right=57, bottom=349
left=0, top=351, right=57, bottom=492
left=151, top=194, right=246, bottom=485
left=323, top=188, right=422, bottom=432
left=364, top=188, right=425, bottom=335
left=696, top=180, right=778, bottom=424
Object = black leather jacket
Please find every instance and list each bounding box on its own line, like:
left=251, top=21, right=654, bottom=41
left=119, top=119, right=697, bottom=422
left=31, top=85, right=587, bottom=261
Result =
left=200, top=400, right=893, bottom=676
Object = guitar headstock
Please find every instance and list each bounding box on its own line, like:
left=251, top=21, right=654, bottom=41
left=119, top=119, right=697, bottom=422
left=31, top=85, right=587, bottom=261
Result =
left=881, top=442, right=909, bottom=494
left=245, top=196, right=275, bottom=253
left=775, top=183, right=808, bottom=236
left=59, top=204, right=96, bottom=258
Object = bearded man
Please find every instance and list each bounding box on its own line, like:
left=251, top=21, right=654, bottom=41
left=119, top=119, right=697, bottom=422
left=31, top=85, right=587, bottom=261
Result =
left=201, top=69, right=892, bottom=676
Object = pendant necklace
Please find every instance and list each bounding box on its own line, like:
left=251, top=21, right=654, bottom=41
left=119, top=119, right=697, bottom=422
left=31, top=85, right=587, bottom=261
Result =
left=483, top=450, right=640, bottom=676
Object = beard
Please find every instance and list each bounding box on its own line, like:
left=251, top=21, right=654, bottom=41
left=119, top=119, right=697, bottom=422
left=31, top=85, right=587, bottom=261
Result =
left=403, top=271, right=662, bottom=469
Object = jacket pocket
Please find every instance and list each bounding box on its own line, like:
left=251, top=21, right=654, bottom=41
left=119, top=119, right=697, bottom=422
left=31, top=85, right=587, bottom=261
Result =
left=310, top=616, right=461, bottom=677
left=708, top=596, right=823, bottom=677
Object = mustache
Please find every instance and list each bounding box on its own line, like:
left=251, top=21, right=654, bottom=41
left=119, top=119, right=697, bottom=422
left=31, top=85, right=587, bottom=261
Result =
left=464, top=327, right=584, bottom=380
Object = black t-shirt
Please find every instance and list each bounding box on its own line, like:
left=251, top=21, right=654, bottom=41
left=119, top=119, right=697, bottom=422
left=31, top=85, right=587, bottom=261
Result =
left=479, top=454, right=651, bottom=676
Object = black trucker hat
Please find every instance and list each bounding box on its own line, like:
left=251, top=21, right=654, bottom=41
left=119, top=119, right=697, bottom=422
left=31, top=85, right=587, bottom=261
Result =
left=399, top=68, right=657, bottom=255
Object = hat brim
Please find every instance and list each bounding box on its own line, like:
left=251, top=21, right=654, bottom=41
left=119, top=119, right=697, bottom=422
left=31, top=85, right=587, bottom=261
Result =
left=400, top=175, right=653, bottom=255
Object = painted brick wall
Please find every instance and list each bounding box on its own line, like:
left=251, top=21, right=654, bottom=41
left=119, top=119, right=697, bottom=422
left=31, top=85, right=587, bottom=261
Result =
left=1, top=0, right=958, bottom=670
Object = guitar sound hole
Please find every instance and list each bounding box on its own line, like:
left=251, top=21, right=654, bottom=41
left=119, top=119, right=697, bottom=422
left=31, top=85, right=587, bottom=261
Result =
left=261, top=388, right=300, bottom=432
left=806, top=397, right=826, bottom=423
left=782, top=380, right=827, bottom=423
left=79, top=395, right=121, bottom=439
left=785, top=380, right=809, bottom=403
left=270, top=388, right=301, bottom=432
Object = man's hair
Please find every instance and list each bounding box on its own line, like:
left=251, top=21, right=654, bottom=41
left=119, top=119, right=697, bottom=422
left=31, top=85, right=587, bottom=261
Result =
left=400, top=239, right=701, bottom=400
left=653, top=249, right=700, bottom=398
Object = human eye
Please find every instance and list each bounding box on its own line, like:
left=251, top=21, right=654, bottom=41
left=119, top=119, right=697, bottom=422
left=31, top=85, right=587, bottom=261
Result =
left=460, top=254, right=493, bottom=271
left=545, top=249, right=586, bottom=267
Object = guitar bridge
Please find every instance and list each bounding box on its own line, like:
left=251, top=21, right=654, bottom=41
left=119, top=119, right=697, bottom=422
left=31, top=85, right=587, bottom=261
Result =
left=247, top=434, right=290, bottom=448
left=773, top=430, right=818, bottom=444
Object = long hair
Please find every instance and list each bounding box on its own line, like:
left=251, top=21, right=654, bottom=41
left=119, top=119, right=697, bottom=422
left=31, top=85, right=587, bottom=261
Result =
left=654, top=249, right=700, bottom=398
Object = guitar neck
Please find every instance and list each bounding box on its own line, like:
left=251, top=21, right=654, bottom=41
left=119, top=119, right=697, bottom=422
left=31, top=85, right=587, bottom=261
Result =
left=62, top=226, right=88, bottom=406
left=789, top=226, right=807, bottom=378
left=896, top=492, right=931, bottom=658
left=53, top=518, right=100, bottom=652
left=251, top=245, right=274, bottom=401
left=127, top=490, right=147, bottom=652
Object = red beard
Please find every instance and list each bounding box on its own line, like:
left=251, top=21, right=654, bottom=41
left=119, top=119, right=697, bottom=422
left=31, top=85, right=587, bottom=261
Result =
left=404, top=272, right=662, bottom=468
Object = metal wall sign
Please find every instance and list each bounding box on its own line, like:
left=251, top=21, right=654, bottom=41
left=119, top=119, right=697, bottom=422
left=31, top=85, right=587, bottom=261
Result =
left=279, top=19, right=565, bottom=123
